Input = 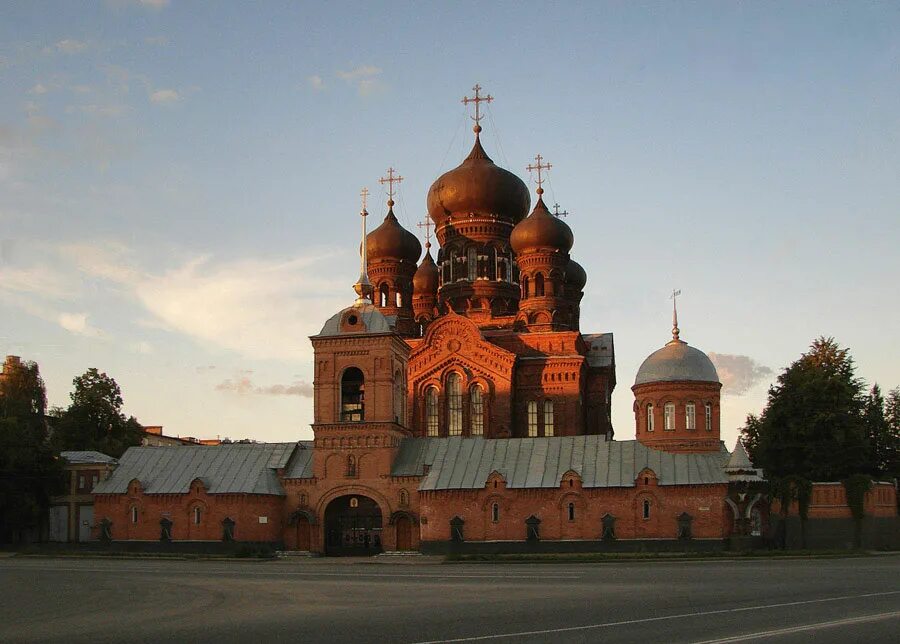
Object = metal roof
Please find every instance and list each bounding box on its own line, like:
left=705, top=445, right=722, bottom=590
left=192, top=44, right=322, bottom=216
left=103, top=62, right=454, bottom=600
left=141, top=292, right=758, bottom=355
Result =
left=316, top=303, right=392, bottom=337
left=60, top=450, right=117, bottom=465
left=634, top=340, right=720, bottom=385
left=392, top=436, right=731, bottom=490
left=583, top=333, right=614, bottom=368
left=283, top=441, right=315, bottom=479
left=93, top=443, right=298, bottom=496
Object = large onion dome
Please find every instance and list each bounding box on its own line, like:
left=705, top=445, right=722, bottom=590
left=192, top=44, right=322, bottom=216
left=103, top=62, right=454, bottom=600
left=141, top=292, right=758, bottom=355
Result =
left=510, top=197, right=574, bottom=254
left=413, top=248, right=439, bottom=294
left=565, top=257, right=587, bottom=291
left=367, top=209, right=421, bottom=263
left=427, top=137, right=530, bottom=229
left=634, top=340, right=719, bottom=386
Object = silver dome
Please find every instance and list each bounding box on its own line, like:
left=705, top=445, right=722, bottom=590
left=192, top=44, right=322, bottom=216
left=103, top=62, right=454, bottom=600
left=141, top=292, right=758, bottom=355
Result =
left=316, top=303, right=391, bottom=337
left=634, top=340, right=720, bottom=386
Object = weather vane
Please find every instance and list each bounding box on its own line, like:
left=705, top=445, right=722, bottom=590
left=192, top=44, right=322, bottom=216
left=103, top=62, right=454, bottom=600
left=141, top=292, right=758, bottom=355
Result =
left=462, top=84, right=493, bottom=134
left=379, top=167, right=403, bottom=207
left=670, top=289, right=682, bottom=342
left=417, top=217, right=433, bottom=249
left=552, top=203, right=569, bottom=218
left=526, top=154, right=552, bottom=195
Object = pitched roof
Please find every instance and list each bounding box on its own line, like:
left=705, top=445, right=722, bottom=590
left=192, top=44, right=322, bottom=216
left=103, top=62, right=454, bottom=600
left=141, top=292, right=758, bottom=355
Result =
left=725, top=440, right=765, bottom=482
left=283, top=441, right=315, bottom=478
left=392, top=436, right=731, bottom=490
left=93, top=443, right=297, bottom=496
left=60, top=450, right=117, bottom=465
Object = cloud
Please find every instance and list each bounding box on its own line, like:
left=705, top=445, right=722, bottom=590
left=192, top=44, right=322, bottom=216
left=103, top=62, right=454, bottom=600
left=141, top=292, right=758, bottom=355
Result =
left=149, top=89, right=180, bottom=104
left=66, top=103, right=130, bottom=118
left=54, top=39, right=88, bottom=55
left=336, top=65, right=384, bottom=96
left=58, top=312, right=103, bottom=337
left=29, top=83, right=49, bottom=95
left=708, top=353, right=774, bottom=396
left=216, top=375, right=313, bottom=398
left=308, top=75, right=325, bottom=91
left=144, top=35, right=169, bottom=46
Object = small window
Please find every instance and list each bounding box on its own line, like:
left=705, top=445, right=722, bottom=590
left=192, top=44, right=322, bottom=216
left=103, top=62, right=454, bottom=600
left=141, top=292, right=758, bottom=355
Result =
left=92, top=474, right=99, bottom=488
left=642, top=499, right=651, bottom=520
left=543, top=400, right=554, bottom=437
left=664, top=403, right=675, bottom=431
left=193, top=507, right=202, bottom=525
left=468, top=247, right=477, bottom=281
left=705, top=403, right=713, bottom=431
left=527, top=401, right=538, bottom=437
left=646, top=403, right=654, bottom=432
left=379, top=283, right=389, bottom=307
left=568, top=503, right=576, bottom=522
left=78, top=475, right=85, bottom=489
left=686, top=402, right=696, bottom=430
left=447, top=373, right=463, bottom=436
left=534, top=272, right=545, bottom=297
left=426, top=386, right=439, bottom=436
left=470, top=384, right=484, bottom=435
left=395, top=290, right=402, bottom=307
left=131, top=507, right=138, bottom=524
left=340, top=367, right=365, bottom=422
left=522, top=275, right=530, bottom=299
left=491, top=503, right=500, bottom=523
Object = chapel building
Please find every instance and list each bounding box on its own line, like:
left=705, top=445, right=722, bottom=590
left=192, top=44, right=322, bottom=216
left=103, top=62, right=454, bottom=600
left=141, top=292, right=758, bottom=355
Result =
left=91, top=88, right=811, bottom=554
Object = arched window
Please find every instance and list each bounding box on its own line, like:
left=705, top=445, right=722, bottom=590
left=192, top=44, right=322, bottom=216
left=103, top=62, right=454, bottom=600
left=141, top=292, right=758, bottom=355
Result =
left=340, top=368, right=365, bottom=422
left=664, top=402, right=675, bottom=431
left=705, top=402, right=713, bottom=431
left=193, top=506, right=202, bottom=525
left=379, top=283, right=389, bottom=307
left=527, top=401, right=538, bottom=437
left=447, top=373, right=463, bottom=435
left=470, top=384, right=484, bottom=435
left=491, top=503, right=500, bottom=523
left=468, top=247, right=477, bottom=281
left=686, top=402, right=696, bottom=430
left=395, top=289, right=402, bottom=307
left=393, top=370, right=404, bottom=425
left=499, top=258, right=508, bottom=282
left=131, top=506, right=138, bottom=524
left=522, top=275, right=530, bottom=299
left=534, top=273, right=545, bottom=297
left=425, top=387, right=439, bottom=436
left=642, top=499, right=651, bottom=520
left=543, top=400, right=554, bottom=437
left=646, top=403, right=654, bottom=432
left=568, top=502, right=576, bottom=522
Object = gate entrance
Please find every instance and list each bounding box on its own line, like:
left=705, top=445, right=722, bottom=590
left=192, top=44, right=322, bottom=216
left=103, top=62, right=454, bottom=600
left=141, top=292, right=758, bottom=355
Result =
left=324, top=495, right=383, bottom=556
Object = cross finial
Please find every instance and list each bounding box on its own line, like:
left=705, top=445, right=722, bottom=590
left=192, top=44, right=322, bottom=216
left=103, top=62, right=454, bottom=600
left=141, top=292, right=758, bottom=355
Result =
left=353, top=187, right=374, bottom=306
left=526, top=153, right=552, bottom=196
left=360, top=187, right=369, bottom=213
left=417, top=217, right=434, bottom=250
left=379, top=167, right=403, bottom=208
left=552, top=203, right=569, bottom=218
left=462, top=83, right=493, bottom=136
left=670, top=288, right=682, bottom=343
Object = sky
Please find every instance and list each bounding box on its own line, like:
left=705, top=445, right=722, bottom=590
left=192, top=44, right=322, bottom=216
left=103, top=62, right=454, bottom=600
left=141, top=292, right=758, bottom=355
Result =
left=1, top=1, right=898, bottom=447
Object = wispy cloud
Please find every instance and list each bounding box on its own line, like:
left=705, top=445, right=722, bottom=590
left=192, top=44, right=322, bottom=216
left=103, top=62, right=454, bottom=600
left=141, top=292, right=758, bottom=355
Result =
left=336, top=65, right=384, bottom=96
left=29, top=83, right=49, bottom=95
left=216, top=375, right=313, bottom=398
left=58, top=312, right=103, bottom=338
left=308, top=75, right=325, bottom=91
left=53, top=39, right=89, bottom=55
left=144, top=35, right=169, bottom=46
left=708, top=353, right=774, bottom=396
left=149, top=88, right=180, bottom=105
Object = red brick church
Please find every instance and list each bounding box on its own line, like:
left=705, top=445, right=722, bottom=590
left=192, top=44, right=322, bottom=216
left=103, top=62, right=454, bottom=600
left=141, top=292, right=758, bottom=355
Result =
left=92, top=87, right=788, bottom=554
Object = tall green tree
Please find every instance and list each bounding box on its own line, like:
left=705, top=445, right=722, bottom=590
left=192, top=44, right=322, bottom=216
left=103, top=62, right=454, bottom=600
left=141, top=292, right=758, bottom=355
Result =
left=53, top=368, right=144, bottom=458
left=882, top=387, right=900, bottom=480
left=0, top=358, right=64, bottom=543
left=741, top=337, right=868, bottom=481
left=862, top=384, right=890, bottom=478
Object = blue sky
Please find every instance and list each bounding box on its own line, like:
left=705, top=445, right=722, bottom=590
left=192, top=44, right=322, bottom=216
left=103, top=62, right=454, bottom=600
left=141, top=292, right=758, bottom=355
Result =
left=1, top=1, right=898, bottom=446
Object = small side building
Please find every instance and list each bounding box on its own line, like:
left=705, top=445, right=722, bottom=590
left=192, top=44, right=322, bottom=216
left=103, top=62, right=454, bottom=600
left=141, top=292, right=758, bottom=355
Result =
left=49, top=451, right=118, bottom=543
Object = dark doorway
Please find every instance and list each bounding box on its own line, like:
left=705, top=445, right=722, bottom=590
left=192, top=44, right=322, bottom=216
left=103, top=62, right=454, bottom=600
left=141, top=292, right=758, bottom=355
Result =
left=295, top=518, right=311, bottom=551
left=324, top=495, right=383, bottom=556
left=395, top=515, right=412, bottom=551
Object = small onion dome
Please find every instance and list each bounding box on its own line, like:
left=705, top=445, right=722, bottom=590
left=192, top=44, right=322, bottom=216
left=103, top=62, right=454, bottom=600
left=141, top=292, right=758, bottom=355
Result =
left=367, top=209, right=422, bottom=263
left=413, top=248, right=439, bottom=295
left=634, top=340, right=720, bottom=386
left=510, top=197, right=574, bottom=255
left=427, top=137, right=531, bottom=229
left=565, top=257, right=587, bottom=291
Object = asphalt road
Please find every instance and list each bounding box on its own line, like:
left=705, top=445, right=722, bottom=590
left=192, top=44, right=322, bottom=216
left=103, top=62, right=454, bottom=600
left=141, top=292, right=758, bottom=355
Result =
left=0, top=555, right=898, bottom=643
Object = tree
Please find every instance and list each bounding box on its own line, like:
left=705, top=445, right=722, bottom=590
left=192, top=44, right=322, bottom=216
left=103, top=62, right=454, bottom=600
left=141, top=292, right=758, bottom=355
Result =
left=882, top=387, right=900, bottom=480
left=862, top=384, right=890, bottom=478
left=53, top=368, right=144, bottom=458
left=741, top=337, right=868, bottom=481
left=0, top=358, right=64, bottom=543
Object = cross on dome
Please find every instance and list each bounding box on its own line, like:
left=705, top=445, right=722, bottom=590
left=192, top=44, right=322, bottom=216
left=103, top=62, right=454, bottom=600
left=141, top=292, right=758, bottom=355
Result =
left=353, top=187, right=374, bottom=306
left=417, top=217, right=434, bottom=249
left=379, top=167, right=403, bottom=208
left=552, top=203, right=570, bottom=218
left=360, top=187, right=370, bottom=214
left=526, top=154, right=552, bottom=196
left=670, top=288, right=682, bottom=343
left=462, top=83, right=493, bottom=136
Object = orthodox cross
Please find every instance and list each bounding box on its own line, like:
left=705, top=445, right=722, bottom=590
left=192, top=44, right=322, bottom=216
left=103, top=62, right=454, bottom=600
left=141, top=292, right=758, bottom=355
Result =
left=353, top=187, right=373, bottom=305
left=462, top=84, right=493, bottom=132
left=417, top=217, right=434, bottom=249
left=526, top=154, right=552, bottom=195
left=360, top=187, right=369, bottom=213
left=670, top=288, right=682, bottom=342
left=552, top=203, right=569, bottom=218
left=379, top=167, right=403, bottom=206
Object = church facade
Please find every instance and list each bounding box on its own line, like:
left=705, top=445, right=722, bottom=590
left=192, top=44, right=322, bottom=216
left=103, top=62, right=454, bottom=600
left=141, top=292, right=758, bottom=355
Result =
left=93, top=89, right=781, bottom=554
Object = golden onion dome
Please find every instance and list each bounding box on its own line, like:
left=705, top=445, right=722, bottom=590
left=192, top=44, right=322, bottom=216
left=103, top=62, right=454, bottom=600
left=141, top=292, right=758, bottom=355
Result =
left=366, top=209, right=422, bottom=263
left=412, top=248, right=439, bottom=295
left=565, top=257, right=587, bottom=291
left=509, top=197, right=574, bottom=255
left=427, top=137, right=530, bottom=229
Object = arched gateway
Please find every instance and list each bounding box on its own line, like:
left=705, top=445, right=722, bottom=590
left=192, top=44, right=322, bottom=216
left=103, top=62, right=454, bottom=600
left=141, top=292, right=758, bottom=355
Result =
left=324, top=495, right=383, bottom=556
